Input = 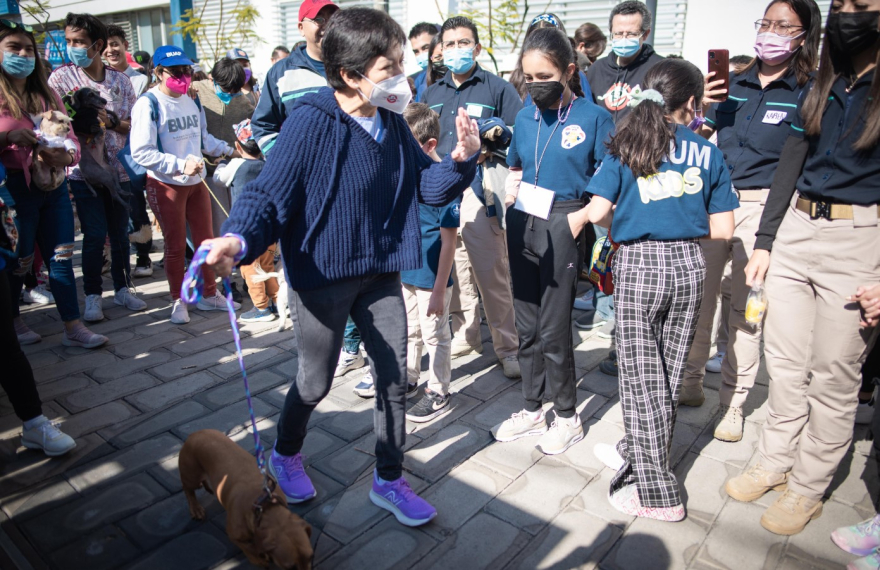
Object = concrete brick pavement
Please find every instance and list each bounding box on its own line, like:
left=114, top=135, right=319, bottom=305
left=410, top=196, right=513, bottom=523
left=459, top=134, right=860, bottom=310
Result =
left=0, top=241, right=872, bottom=570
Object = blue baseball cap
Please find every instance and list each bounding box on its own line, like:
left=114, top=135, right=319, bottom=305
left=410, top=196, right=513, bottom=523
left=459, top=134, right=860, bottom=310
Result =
left=152, top=45, right=193, bottom=68
left=226, top=47, right=249, bottom=61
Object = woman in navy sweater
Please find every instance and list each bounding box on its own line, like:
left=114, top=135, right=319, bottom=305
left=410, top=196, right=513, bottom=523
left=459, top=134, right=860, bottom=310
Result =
left=203, top=7, right=479, bottom=527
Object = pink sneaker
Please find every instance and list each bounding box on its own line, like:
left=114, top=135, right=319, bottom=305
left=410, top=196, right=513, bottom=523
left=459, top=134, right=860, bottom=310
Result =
left=833, top=514, right=880, bottom=556
left=62, top=325, right=108, bottom=349
left=369, top=470, right=436, bottom=527
left=608, top=484, right=685, bottom=522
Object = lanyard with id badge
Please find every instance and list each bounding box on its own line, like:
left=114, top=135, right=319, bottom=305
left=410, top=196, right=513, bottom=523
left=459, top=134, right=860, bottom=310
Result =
left=513, top=94, right=577, bottom=220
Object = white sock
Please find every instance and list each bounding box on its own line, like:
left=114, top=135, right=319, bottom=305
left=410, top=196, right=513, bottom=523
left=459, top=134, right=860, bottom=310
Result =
left=23, top=415, right=47, bottom=430
left=526, top=409, right=543, bottom=420
left=377, top=473, right=398, bottom=485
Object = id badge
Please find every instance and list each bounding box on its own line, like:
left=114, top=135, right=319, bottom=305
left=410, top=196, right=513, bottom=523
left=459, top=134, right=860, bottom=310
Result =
left=514, top=182, right=555, bottom=220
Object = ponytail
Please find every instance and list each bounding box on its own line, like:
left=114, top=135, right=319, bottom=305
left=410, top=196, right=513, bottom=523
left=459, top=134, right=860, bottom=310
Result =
left=607, top=58, right=705, bottom=178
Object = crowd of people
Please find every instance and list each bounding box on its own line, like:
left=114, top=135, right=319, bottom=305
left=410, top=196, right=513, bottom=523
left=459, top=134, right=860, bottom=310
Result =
left=1, top=0, right=880, bottom=566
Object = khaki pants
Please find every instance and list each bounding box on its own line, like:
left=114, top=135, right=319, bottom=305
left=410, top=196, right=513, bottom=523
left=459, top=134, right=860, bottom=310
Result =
left=403, top=283, right=453, bottom=395
left=719, top=200, right=766, bottom=408
left=450, top=234, right=481, bottom=347
left=459, top=189, right=518, bottom=359
left=239, top=246, right=279, bottom=310
left=716, top=262, right=732, bottom=354
left=757, top=197, right=880, bottom=501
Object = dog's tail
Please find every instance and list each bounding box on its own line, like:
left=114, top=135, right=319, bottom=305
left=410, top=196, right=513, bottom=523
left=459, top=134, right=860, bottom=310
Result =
left=129, top=223, right=153, bottom=244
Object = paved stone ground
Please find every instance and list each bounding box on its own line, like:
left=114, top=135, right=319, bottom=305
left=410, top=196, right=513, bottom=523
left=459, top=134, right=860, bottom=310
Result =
left=0, top=236, right=874, bottom=570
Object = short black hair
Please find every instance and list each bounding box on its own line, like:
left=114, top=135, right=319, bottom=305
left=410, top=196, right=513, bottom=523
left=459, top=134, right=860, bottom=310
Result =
left=441, top=16, right=479, bottom=46
left=730, top=54, right=753, bottom=66
left=272, top=45, right=289, bottom=56
left=609, top=1, right=653, bottom=33
left=408, top=22, right=439, bottom=41
left=106, top=24, right=126, bottom=43
left=212, top=58, right=246, bottom=93
left=322, top=7, right=406, bottom=91
left=237, top=138, right=262, bottom=157
left=65, top=12, right=108, bottom=49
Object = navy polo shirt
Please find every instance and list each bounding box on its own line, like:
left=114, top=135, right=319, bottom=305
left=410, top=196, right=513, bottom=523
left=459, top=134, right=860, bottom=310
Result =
left=587, top=125, right=739, bottom=243
left=507, top=97, right=613, bottom=201
left=400, top=200, right=460, bottom=289
left=423, top=64, right=523, bottom=157
left=790, top=70, right=880, bottom=205
left=705, top=66, right=806, bottom=190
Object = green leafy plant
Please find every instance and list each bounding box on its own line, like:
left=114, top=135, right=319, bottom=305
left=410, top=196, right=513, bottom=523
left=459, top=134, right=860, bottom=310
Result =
left=457, top=0, right=552, bottom=73
left=173, top=0, right=261, bottom=63
left=18, top=0, right=64, bottom=59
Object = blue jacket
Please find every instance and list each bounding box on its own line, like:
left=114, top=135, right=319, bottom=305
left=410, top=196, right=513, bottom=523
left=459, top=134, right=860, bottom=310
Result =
left=411, top=69, right=428, bottom=103
left=222, top=87, right=478, bottom=291
left=251, top=44, right=327, bottom=155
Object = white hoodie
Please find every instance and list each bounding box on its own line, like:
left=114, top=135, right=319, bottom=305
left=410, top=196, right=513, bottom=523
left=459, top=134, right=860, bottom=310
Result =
left=130, top=86, right=232, bottom=186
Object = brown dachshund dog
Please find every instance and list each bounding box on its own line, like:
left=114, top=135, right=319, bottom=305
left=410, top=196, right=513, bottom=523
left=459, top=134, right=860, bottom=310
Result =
left=179, top=429, right=313, bottom=569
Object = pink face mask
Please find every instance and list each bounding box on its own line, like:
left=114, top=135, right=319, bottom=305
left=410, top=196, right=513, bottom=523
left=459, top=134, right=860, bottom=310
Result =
left=166, top=74, right=192, bottom=95
left=754, top=31, right=804, bottom=66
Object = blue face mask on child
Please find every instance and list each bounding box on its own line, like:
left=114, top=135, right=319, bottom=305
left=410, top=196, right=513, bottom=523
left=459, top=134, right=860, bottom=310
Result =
left=1, top=53, right=34, bottom=79
left=443, top=47, right=475, bottom=75
left=67, top=41, right=97, bottom=68
left=214, top=83, right=242, bottom=105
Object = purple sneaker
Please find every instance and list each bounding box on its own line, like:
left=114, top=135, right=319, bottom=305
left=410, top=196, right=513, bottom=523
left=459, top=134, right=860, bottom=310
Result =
left=269, top=450, right=316, bottom=504
left=833, top=514, right=880, bottom=556
left=369, top=470, right=437, bottom=527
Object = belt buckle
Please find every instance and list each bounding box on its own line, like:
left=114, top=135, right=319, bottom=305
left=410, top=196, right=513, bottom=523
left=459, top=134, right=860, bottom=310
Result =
left=811, top=200, right=832, bottom=221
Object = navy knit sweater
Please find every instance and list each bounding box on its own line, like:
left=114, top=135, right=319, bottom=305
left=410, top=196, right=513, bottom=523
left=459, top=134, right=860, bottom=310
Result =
left=221, top=87, right=477, bottom=290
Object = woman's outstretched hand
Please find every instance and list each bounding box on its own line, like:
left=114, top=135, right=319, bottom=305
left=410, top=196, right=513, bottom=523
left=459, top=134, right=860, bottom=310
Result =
left=450, top=107, right=481, bottom=162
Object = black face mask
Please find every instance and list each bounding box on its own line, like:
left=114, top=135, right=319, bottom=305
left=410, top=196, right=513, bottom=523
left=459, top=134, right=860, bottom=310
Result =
left=826, top=11, right=880, bottom=71
left=432, top=61, right=448, bottom=77
left=527, top=80, right=565, bottom=109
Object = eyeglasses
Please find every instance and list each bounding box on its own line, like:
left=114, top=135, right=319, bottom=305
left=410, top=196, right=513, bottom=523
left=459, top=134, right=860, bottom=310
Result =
left=0, top=19, right=34, bottom=33
left=162, top=66, right=193, bottom=78
left=304, top=16, right=328, bottom=26
left=442, top=38, right=475, bottom=50
left=754, top=19, right=804, bottom=37
left=611, top=31, right=642, bottom=40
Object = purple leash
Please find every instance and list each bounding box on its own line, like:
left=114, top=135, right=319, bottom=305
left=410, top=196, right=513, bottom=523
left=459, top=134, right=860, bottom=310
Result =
left=182, top=244, right=267, bottom=476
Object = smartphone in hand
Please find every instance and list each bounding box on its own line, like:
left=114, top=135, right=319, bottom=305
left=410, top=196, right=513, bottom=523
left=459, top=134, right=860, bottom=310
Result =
left=708, top=49, right=730, bottom=102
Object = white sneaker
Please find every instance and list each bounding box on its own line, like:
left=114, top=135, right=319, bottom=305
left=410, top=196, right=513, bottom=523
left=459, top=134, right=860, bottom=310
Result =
left=500, top=355, right=522, bottom=379
left=492, top=410, right=548, bottom=442
left=22, top=284, right=54, bottom=305
left=573, top=289, right=595, bottom=311
left=536, top=414, right=584, bottom=455
left=83, top=294, right=104, bottom=322
left=335, top=350, right=366, bottom=377
left=706, top=352, right=724, bottom=374
left=594, top=443, right=625, bottom=471
left=20, top=417, right=76, bottom=456
left=171, top=299, right=190, bottom=324
left=856, top=397, right=875, bottom=426
left=196, top=291, right=241, bottom=311
left=114, top=288, right=147, bottom=311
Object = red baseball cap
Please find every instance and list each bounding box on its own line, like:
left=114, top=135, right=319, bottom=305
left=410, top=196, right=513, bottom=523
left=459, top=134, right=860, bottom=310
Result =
left=299, top=0, right=338, bottom=22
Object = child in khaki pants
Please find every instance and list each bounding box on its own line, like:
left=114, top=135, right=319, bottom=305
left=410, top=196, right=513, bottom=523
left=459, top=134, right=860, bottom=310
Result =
left=402, top=104, right=459, bottom=422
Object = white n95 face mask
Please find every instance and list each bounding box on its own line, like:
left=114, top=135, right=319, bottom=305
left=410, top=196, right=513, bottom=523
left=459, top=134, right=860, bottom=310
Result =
left=359, top=73, right=412, bottom=114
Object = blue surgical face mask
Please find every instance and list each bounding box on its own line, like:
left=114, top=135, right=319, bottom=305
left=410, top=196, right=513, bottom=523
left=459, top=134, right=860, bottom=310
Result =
left=214, top=82, right=241, bottom=105
left=611, top=37, right=641, bottom=58
left=1, top=52, right=35, bottom=79
left=443, top=47, right=475, bottom=75
left=67, top=41, right=97, bottom=68
left=416, top=52, right=429, bottom=71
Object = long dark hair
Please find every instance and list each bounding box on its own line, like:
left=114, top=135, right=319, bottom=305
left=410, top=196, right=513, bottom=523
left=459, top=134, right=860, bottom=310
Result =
left=426, top=34, right=445, bottom=87
left=607, top=59, right=704, bottom=177
left=509, top=13, right=567, bottom=100
left=802, top=10, right=880, bottom=151
left=0, top=26, right=57, bottom=119
left=518, top=28, right=584, bottom=101
left=739, top=0, right=821, bottom=87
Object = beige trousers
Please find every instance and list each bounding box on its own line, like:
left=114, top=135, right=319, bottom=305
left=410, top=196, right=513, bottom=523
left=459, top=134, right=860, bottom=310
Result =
left=403, top=284, right=453, bottom=395
left=757, top=197, right=880, bottom=500
left=450, top=234, right=482, bottom=347
left=458, top=189, right=519, bottom=359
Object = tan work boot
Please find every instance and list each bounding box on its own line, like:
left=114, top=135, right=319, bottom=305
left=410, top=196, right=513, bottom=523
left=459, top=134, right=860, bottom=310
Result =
left=760, top=489, right=823, bottom=535
left=679, top=384, right=705, bottom=407
left=714, top=405, right=744, bottom=442
left=725, top=463, right=788, bottom=502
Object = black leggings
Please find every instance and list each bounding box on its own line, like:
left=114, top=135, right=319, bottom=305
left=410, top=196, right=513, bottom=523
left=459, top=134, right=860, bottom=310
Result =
left=863, top=339, right=880, bottom=394
left=0, top=271, right=42, bottom=422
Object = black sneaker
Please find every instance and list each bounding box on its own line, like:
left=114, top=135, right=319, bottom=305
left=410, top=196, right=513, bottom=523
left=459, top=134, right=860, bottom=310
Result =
left=406, top=390, right=451, bottom=423
left=221, top=281, right=243, bottom=304
left=407, top=382, right=418, bottom=396
left=599, top=353, right=618, bottom=377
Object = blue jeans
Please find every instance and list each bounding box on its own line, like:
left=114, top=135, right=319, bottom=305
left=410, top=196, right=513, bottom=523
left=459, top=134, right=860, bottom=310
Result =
left=1, top=174, right=80, bottom=321
left=70, top=179, right=132, bottom=295
left=343, top=316, right=361, bottom=354
left=592, top=224, right=615, bottom=321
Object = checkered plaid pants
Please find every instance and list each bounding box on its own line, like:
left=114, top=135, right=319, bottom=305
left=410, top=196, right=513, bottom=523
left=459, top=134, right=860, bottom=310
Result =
left=610, top=239, right=705, bottom=508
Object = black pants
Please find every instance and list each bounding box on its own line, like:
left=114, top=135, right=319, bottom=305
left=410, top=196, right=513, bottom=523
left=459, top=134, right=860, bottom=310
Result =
left=507, top=201, right=586, bottom=418
left=129, top=186, right=152, bottom=262
left=0, top=271, right=42, bottom=422
left=275, top=272, right=408, bottom=480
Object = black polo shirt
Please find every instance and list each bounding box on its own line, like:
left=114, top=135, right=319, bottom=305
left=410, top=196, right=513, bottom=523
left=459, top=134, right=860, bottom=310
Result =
left=423, top=64, right=523, bottom=157
left=791, top=70, right=880, bottom=205
left=705, top=65, right=806, bottom=190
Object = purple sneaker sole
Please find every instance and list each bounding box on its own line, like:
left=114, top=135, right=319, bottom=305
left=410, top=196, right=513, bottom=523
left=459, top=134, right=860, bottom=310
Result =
left=369, top=489, right=437, bottom=527
left=268, top=457, right=317, bottom=504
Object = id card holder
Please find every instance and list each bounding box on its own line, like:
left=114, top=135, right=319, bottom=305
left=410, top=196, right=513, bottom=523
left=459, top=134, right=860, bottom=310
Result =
left=514, top=182, right=555, bottom=220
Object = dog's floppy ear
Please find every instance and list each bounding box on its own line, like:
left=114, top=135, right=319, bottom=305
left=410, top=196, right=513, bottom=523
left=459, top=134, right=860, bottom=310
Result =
left=54, top=111, right=72, bottom=124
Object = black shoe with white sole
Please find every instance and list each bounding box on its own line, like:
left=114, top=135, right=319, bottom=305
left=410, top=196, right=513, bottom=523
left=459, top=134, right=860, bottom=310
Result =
left=406, top=390, right=451, bottom=423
